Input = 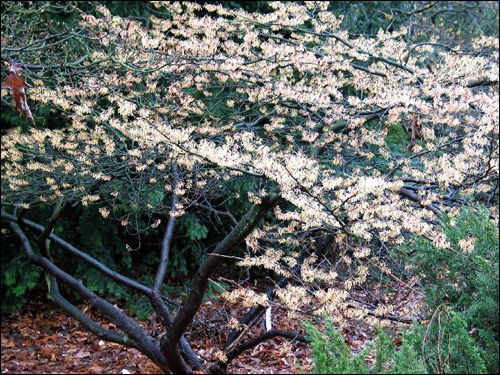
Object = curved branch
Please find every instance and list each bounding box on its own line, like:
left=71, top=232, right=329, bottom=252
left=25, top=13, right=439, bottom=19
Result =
left=153, top=164, right=179, bottom=293
left=7, top=216, right=170, bottom=372
left=47, top=278, right=137, bottom=346
left=3, top=206, right=202, bottom=372
left=1, top=211, right=152, bottom=296
left=35, top=200, right=135, bottom=348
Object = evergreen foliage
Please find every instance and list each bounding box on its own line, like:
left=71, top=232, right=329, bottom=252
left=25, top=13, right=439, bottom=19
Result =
left=307, top=206, right=498, bottom=374
left=397, top=206, right=499, bottom=373
left=1, top=254, right=41, bottom=312
left=306, top=312, right=487, bottom=374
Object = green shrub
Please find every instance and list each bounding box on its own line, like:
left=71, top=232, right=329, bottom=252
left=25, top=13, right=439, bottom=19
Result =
left=305, top=312, right=485, bottom=374
left=304, top=318, right=370, bottom=374
left=405, top=307, right=487, bottom=374
left=1, top=253, right=42, bottom=312
left=390, top=329, right=426, bottom=374
left=396, top=205, right=499, bottom=372
left=306, top=206, right=498, bottom=374
left=305, top=319, right=426, bottom=374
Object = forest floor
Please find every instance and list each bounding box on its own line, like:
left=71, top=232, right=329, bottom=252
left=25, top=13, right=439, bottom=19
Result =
left=1, top=277, right=424, bottom=374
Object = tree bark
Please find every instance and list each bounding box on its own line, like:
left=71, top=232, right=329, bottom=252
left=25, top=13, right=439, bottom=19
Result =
left=160, top=194, right=280, bottom=373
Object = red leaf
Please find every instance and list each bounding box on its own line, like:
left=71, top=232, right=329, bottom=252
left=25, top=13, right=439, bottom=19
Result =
left=1, top=62, right=35, bottom=124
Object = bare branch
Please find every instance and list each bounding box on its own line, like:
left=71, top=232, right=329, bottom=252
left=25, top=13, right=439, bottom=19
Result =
left=1, top=211, right=152, bottom=296
left=6, top=213, right=170, bottom=372
left=153, top=164, right=179, bottom=293
left=160, top=194, right=280, bottom=373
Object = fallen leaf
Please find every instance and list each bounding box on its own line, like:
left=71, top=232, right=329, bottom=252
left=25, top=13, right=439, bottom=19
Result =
left=2, top=341, right=16, bottom=348
left=74, top=351, right=91, bottom=358
left=88, top=364, right=105, bottom=372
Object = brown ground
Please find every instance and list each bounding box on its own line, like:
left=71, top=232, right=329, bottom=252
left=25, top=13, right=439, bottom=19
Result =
left=1, top=279, right=423, bottom=374
left=1, top=299, right=312, bottom=374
